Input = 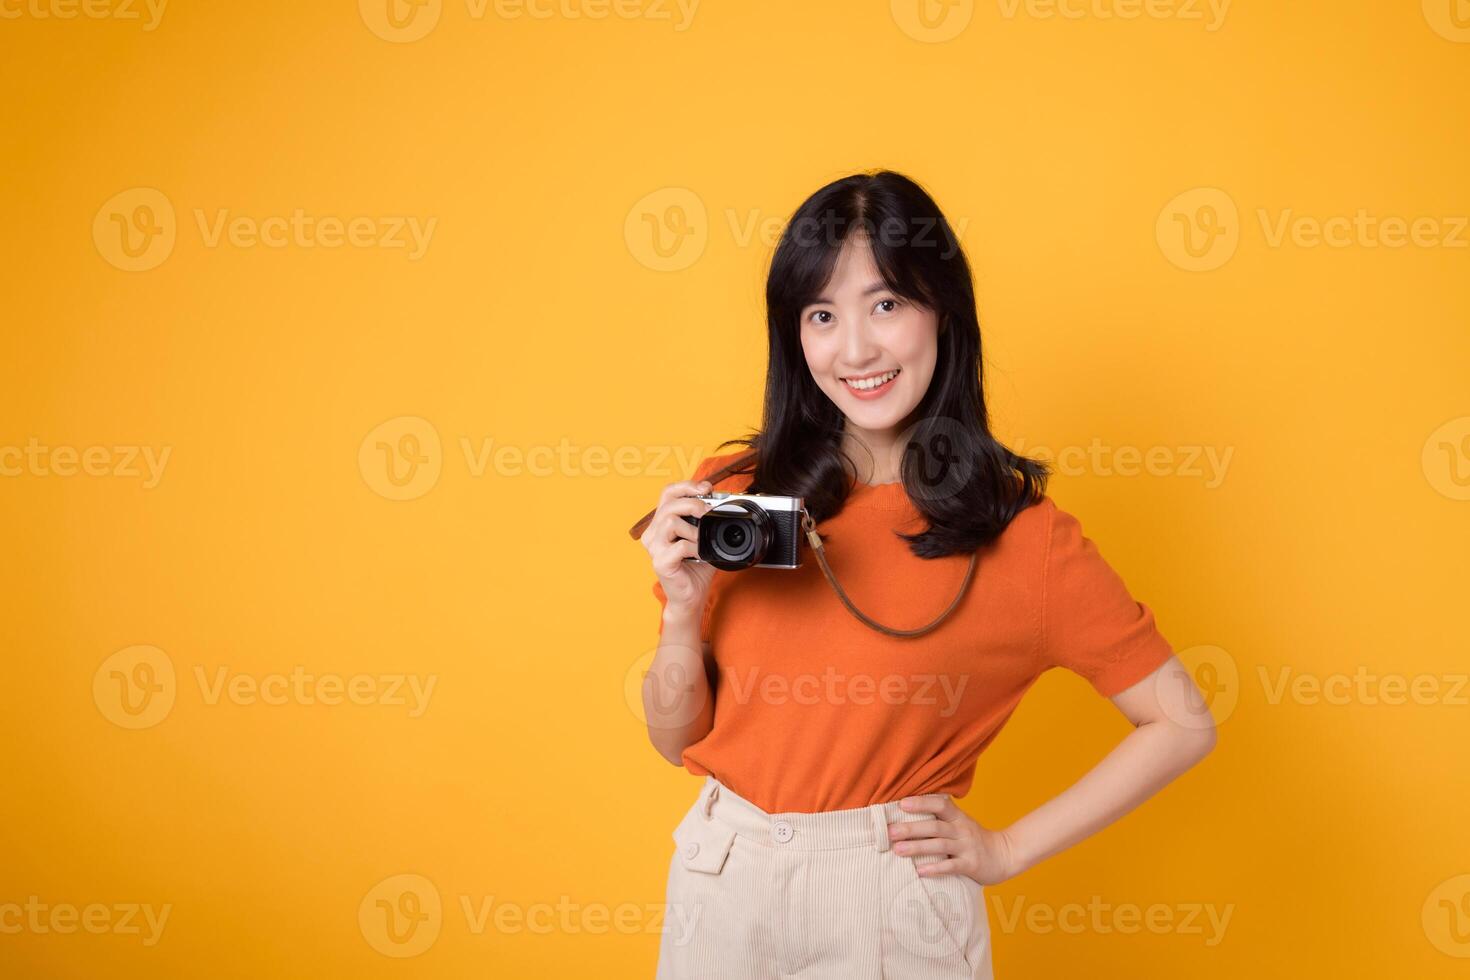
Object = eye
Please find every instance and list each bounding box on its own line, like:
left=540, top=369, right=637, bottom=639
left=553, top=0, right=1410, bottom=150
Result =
left=875, top=298, right=901, bottom=314
left=807, top=310, right=834, bottom=325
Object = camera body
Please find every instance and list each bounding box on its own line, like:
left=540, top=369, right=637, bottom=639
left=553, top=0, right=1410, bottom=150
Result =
left=681, top=491, right=805, bottom=571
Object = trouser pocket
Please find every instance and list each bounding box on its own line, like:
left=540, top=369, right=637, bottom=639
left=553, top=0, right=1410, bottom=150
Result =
left=657, top=805, right=742, bottom=979
left=882, top=848, right=987, bottom=977
left=672, top=805, right=738, bottom=874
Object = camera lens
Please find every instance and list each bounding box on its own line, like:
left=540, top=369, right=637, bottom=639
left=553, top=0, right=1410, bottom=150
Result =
left=714, top=521, right=751, bottom=560
left=698, top=498, right=774, bottom=571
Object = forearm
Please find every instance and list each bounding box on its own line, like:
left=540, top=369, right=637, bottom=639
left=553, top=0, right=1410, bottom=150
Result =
left=642, top=603, right=715, bottom=765
left=1001, top=720, right=1215, bottom=877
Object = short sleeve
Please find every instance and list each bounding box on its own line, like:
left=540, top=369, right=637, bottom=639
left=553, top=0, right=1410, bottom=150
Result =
left=1040, top=498, right=1174, bottom=697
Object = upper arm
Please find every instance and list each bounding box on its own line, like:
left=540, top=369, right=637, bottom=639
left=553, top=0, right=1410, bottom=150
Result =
left=1037, top=497, right=1215, bottom=746
left=1106, top=654, right=1217, bottom=748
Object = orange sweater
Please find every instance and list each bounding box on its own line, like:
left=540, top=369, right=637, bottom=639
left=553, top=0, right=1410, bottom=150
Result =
left=651, top=451, right=1176, bottom=813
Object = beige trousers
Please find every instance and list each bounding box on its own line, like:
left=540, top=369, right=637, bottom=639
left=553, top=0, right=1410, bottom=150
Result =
left=657, top=775, right=994, bottom=979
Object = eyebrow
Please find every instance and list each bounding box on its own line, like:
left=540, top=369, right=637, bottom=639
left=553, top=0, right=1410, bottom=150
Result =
left=806, top=282, right=890, bottom=307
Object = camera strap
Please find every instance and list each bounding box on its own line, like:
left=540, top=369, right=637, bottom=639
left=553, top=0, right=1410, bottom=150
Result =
left=798, top=504, right=978, bottom=639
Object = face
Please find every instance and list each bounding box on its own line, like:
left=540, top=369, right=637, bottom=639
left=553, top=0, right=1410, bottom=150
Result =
left=798, top=235, right=939, bottom=472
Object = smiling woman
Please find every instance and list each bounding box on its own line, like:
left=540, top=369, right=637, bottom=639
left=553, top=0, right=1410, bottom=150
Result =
left=637, top=170, right=1216, bottom=980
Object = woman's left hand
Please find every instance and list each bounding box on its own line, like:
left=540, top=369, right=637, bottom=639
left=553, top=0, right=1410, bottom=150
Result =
left=887, top=795, right=1019, bottom=887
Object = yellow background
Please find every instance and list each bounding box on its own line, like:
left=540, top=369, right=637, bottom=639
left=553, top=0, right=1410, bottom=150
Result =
left=2, top=0, right=1468, bottom=976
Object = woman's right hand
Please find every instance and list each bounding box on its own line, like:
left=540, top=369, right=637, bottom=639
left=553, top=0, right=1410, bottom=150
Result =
left=641, top=478, right=719, bottom=611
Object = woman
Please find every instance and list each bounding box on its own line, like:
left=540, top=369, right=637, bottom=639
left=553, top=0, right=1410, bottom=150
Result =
left=634, top=170, right=1217, bottom=979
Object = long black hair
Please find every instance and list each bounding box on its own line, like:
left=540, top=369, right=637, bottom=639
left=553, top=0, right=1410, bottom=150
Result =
left=712, top=169, right=1049, bottom=559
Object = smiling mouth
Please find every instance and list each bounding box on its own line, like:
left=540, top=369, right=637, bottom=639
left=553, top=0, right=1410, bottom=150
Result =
left=841, top=367, right=901, bottom=391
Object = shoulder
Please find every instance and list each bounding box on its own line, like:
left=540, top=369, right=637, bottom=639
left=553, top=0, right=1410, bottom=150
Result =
left=984, top=494, right=1084, bottom=575
left=1007, top=494, right=1101, bottom=555
left=993, top=492, right=1057, bottom=546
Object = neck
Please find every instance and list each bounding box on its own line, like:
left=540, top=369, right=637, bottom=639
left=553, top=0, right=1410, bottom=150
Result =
left=841, top=424, right=908, bottom=485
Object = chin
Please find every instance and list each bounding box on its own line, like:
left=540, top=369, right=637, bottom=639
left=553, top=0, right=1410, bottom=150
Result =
left=845, top=403, right=911, bottom=430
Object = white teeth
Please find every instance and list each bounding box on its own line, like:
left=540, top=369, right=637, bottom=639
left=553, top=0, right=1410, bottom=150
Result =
left=843, top=369, right=899, bottom=391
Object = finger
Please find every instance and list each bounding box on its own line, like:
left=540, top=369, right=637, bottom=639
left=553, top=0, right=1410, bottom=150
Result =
left=894, top=837, right=954, bottom=859
left=644, top=498, right=711, bottom=553
left=914, top=857, right=964, bottom=878
left=658, top=495, right=715, bottom=521
left=667, top=517, right=699, bottom=544
left=654, top=500, right=711, bottom=543
left=659, top=479, right=713, bottom=507
left=652, top=537, right=699, bottom=578
left=898, top=794, right=950, bottom=816
left=887, top=818, right=957, bottom=842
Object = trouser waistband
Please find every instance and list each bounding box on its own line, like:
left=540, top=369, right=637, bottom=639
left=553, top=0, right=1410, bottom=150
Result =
left=696, top=774, right=946, bottom=852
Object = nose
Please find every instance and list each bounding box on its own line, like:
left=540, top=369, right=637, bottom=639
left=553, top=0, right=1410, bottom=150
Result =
left=840, top=316, right=880, bottom=368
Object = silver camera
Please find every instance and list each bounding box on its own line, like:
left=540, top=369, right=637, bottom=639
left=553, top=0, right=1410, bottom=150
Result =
left=682, top=491, right=805, bottom=571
